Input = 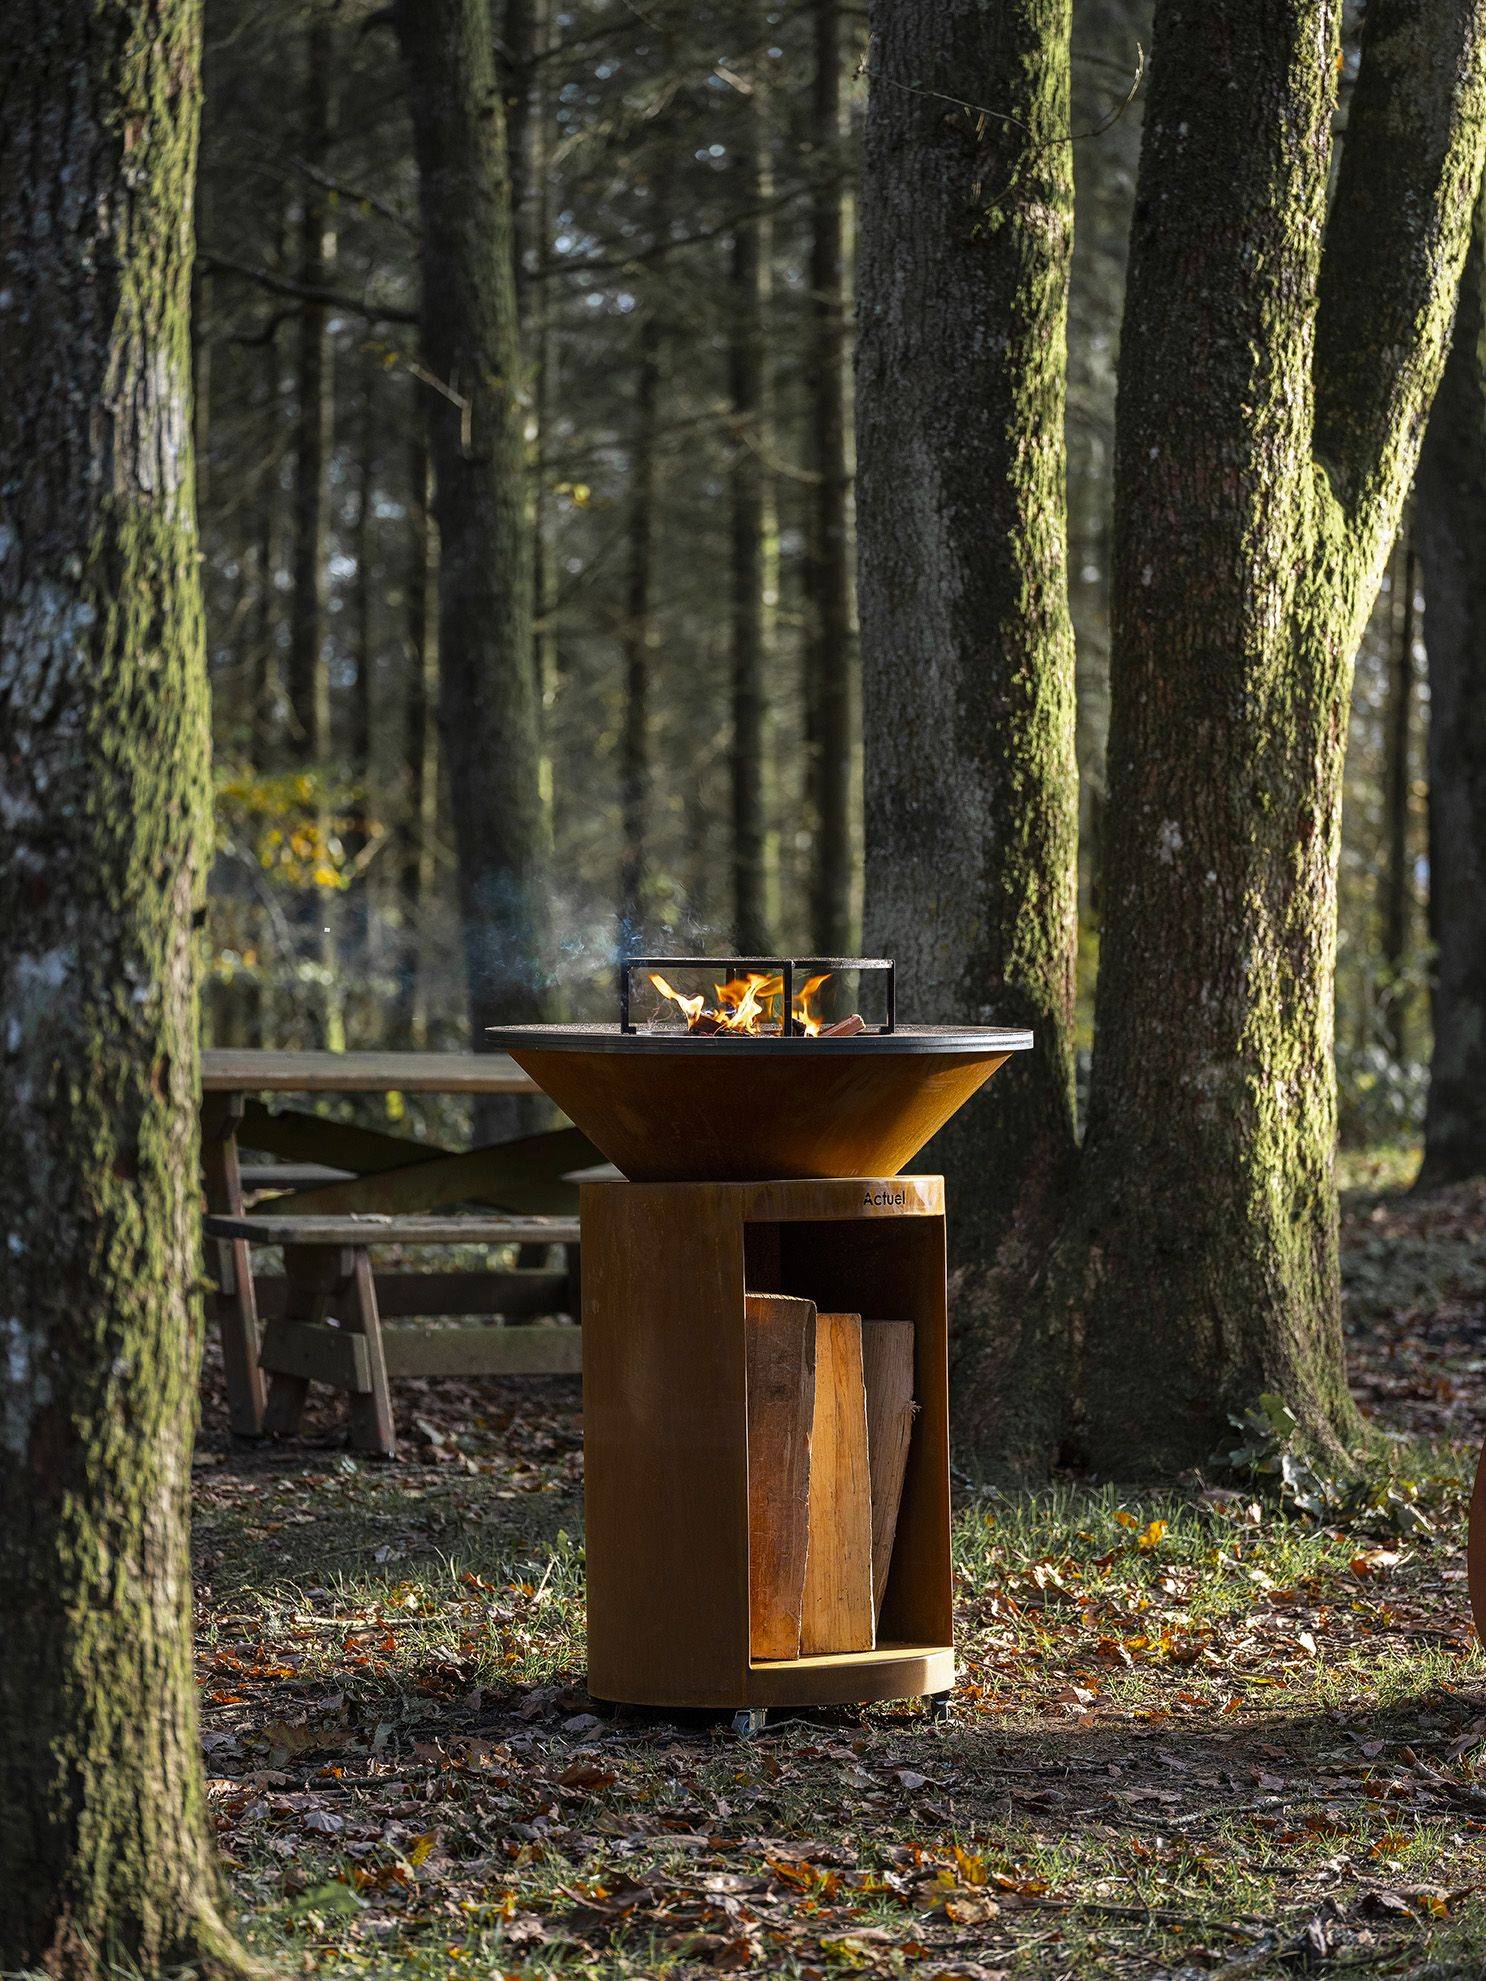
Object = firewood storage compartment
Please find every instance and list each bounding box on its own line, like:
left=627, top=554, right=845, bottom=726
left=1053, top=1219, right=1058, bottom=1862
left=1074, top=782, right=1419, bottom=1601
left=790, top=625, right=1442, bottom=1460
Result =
left=490, top=958, right=1032, bottom=1718
left=579, top=1176, right=952, bottom=1710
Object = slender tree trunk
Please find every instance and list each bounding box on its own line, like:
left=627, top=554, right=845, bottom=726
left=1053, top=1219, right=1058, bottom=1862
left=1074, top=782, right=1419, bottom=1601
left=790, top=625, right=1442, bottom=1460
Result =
left=344, top=363, right=378, bottom=985
left=620, top=342, right=662, bottom=947
left=288, top=16, right=336, bottom=763
left=805, top=0, right=858, bottom=955
left=193, top=169, right=212, bottom=513
left=504, top=0, right=539, bottom=319
left=0, top=4, right=254, bottom=1972
left=248, top=290, right=287, bottom=1049
left=1380, top=529, right=1417, bottom=1064
left=857, top=0, right=1080, bottom=1468
left=1073, top=0, right=1486, bottom=1473
left=530, top=0, right=559, bottom=833
left=1416, top=190, right=1486, bottom=1185
left=400, top=431, right=440, bottom=1047
left=250, top=473, right=280, bottom=1051
left=504, top=0, right=557, bottom=824
left=351, top=366, right=376, bottom=787
left=251, top=321, right=285, bottom=768
left=730, top=60, right=776, bottom=953
left=394, top=0, right=552, bottom=1041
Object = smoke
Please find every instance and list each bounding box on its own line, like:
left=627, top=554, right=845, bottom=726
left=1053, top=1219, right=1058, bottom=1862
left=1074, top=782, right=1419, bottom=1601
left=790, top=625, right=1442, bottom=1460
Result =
left=206, top=837, right=758, bottom=1034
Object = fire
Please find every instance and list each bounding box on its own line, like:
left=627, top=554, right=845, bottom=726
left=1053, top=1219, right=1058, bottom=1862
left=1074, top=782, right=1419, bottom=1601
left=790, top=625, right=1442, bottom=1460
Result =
left=649, top=969, right=834, bottom=1036
left=647, top=973, right=707, bottom=1026
left=794, top=972, right=830, bottom=1036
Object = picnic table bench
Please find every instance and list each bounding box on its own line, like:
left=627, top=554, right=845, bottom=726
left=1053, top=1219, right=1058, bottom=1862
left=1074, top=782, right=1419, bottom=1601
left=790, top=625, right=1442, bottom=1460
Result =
left=201, top=1050, right=593, bottom=1450
left=203, top=1210, right=582, bottom=1455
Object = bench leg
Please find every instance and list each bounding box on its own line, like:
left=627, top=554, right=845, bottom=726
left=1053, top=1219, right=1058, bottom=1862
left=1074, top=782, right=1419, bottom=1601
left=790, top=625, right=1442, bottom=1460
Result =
left=344, top=1251, right=396, bottom=1457
left=201, top=1092, right=267, bottom=1435
left=262, top=1360, right=311, bottom=1438
left=262, top=1245, right=345, bottom=1438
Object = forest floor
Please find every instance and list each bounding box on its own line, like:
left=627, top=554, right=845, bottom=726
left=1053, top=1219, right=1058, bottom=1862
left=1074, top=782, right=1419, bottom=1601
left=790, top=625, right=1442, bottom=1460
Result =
left=193, top=1152, right=1486, bottom=1979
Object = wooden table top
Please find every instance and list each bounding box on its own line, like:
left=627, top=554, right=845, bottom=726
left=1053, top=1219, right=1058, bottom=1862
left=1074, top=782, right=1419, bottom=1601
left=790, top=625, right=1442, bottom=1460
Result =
left=201, top=1048, right=538, bottom=1096
left=204, top=1210, right=578, bottom=1246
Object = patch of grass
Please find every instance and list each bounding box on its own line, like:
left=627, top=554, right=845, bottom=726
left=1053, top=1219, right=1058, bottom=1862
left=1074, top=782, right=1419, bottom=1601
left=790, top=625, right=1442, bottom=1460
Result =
left=198, top=1451, right=1485, bottom=1980
left=1337, top=1143, right=1421, bottom=1194
left=192, top=1161, right=1486, bottom=1979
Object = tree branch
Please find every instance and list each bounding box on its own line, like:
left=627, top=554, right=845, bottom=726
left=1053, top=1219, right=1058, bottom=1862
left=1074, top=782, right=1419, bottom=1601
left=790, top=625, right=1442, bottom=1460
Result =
left=200, top=253, right=418, bottom=327
left=540, top=180, right=810, bottom=282
left=1313, top=0, right=1486, bottom=546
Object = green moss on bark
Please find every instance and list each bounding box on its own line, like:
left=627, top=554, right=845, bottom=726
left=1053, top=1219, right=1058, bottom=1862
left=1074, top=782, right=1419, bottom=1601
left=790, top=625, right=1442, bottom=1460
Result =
left=1075, top=0, right=1486, bottom=1474
left=0, top=3, right=257, bottom=1972
left=858, top=0, right=1486, bottom=1479
left=857, top=0, right=1081, bottom=1471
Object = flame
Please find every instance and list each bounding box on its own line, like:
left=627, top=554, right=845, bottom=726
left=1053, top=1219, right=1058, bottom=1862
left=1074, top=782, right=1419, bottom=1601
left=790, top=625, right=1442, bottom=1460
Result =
left=648, top=969, right=834, bottom=1036
left=715, top=974, right=778, bottom=1031
left=648, top=972, right=707, bottom=1026
left=794, top=972, right=830, bottom=1036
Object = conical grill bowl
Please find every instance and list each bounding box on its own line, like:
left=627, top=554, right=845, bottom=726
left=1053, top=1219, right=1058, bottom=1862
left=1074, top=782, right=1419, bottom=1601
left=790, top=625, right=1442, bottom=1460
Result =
left=487, top=1025, right=1032, bottom=1183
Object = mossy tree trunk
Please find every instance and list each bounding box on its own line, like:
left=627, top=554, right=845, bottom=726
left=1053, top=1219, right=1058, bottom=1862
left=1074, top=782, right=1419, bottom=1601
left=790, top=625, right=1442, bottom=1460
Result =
left=1416, top=188, right=1486, bottom=1186
left=619, top=340, right=662, bottom=948
left=0, top=3, right=254, bottom=1973
left=857, top=0, right=1081, bottom=1468
left=289, top=12, right=336, bottom=765
left=1076, top=0, right=1486, bottom=1472
left=731, top=49, right=776, bottom=955
left=804, top=0, right=858, bottom=955
left=394, top=0, right=553, bottom=1041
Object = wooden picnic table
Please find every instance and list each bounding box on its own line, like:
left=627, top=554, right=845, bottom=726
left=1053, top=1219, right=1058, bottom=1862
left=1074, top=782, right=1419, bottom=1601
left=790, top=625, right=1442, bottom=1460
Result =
left=202, top=1047, right=537, bottom=1095
left=200, top=1049, right=592, bottom=1436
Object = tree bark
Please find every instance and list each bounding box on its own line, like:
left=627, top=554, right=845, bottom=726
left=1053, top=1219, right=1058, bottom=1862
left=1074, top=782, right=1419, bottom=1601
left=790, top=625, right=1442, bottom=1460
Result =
left=394, top=0, right=553, bottom=1036
left=1075, top=0, right=1486, bottom=1473
left=351, top=361, right=377, bottom=784
left=730, top=59, right=776, bottom=954
left=0, top=3, right=254, bottom=1972
left=1379, top=529, right=1418, bottom=1064
left=251, top=318, right=285, bottom=768
left=857, top=0, right=1080, bottom=1468
left=399, top=430, right=440, bottom=1047
left=503, top=0, right=557, bottom=828
left=620, top=341, right=662, bottom=947
left=503, top=0, right=540, bottom=321
left=288, top=13, right=336, bottom=764
left=1416, top=188, right=1486, bottom=1185
left=804, top=0, right=858, bottom=955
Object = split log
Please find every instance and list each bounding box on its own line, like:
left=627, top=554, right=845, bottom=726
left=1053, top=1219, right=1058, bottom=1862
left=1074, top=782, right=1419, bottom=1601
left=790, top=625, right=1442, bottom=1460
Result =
left=820, top=1013, right=867, bottom=1036
left=745, top=1294, right=817, bottom=1659
left=801, top=1311, right=875, bottom=1654
left=861, top=1319, right=917, bottom=1616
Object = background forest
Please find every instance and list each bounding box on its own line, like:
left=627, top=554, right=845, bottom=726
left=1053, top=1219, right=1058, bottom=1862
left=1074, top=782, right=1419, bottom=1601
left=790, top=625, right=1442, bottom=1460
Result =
left=14, top=0, right=1486, bottom=1974
left=197, top=0, right=1428, bottom=1150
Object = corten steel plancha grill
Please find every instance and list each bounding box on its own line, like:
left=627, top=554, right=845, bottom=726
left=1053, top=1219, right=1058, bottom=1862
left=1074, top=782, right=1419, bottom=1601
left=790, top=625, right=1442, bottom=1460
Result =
left=490, top=958, right=1030, bottom=1731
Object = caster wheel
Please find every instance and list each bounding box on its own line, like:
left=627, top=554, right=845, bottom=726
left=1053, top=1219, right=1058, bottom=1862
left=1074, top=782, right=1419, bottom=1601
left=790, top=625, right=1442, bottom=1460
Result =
left=731, top=1707, right=768, bottom=1740
left=927, top=1691, right=952, bottom=1724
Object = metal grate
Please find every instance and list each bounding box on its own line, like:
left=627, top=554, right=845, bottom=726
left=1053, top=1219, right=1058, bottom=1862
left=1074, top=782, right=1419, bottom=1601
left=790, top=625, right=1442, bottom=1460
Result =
left=619, top=956, right=895, bottom=1036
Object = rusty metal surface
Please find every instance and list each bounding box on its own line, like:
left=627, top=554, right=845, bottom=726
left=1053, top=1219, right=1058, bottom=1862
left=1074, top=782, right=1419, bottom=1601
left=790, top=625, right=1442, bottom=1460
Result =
left=492, top=1035, right=1025, bottom=1181
left=486, top=1023, right=1032, bottom=1057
